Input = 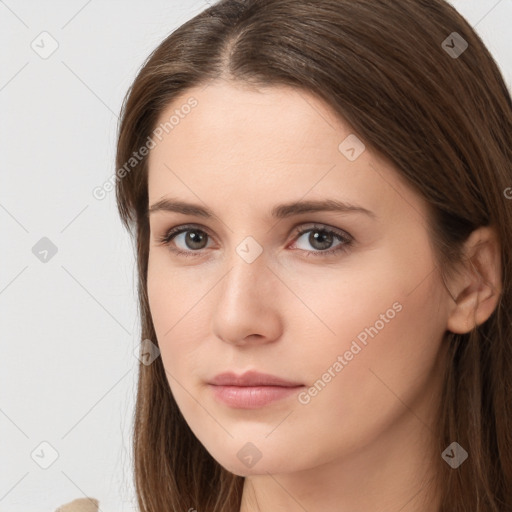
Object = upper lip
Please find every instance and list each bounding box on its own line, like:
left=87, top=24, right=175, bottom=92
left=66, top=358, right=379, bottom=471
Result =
left=209, top=370, right=303, bottom=387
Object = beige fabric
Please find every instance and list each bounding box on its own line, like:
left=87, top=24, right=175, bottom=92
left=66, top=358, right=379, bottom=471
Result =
left=54, top=497, right=99, bottom=512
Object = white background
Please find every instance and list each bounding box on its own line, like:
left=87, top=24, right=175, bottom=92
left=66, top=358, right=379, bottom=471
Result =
left=1, top=1, right=511, bottom=511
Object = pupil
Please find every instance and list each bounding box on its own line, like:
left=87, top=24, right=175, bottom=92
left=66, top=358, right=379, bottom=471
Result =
left=310, top=230, right=333, bottom=250
left=187, top=230, right=207, bottom=249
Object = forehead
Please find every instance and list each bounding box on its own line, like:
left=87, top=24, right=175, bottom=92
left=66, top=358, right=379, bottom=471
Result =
left=150, top=81, right=346, bottom=163
left=146, top=81, right=427, bottom=225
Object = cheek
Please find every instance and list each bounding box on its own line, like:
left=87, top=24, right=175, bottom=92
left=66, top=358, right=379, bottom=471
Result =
left=147, top=255, right=210, bottom=379
left=147, top=256, right=170, bottom=337
left=275, top=255, right=401, bottom=358
left=147, top=251, right=193, bottom=331
left=286, top=245, right=445, bottom=408
left=283, top=284, right=445, bottom=469
left=147, top=255, right=183, bottom=364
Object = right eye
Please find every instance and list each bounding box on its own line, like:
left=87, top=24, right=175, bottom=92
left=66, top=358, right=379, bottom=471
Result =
left=156, top=224, right=213, bottom=258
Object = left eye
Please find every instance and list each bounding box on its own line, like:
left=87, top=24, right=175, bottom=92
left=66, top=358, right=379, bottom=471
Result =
left=291, top=225, right=352, bottom=256
left=156, top=223, right=353, bottom=258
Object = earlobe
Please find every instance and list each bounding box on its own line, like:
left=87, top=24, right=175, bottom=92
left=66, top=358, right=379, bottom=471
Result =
left=445, top=226, right=502, bottom=335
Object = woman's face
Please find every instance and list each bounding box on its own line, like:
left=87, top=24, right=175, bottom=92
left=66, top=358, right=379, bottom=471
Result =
left=146, top=80, right=451, bottom=476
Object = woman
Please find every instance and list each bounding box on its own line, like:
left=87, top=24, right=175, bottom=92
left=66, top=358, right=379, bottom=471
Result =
left=114, top=0, right=512, bottom=510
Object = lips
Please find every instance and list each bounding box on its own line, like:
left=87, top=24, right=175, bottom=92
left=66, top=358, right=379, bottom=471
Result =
left=207, top=371, right=305, bottom=409
left=208, top=370, right=303, bottom=387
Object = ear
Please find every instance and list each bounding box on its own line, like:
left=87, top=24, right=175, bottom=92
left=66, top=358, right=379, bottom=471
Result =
left=445, top=226, right=502, bottom=334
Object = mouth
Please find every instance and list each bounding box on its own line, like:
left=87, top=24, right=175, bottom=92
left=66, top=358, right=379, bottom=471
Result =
left=207, top=370, right=305, bottom=409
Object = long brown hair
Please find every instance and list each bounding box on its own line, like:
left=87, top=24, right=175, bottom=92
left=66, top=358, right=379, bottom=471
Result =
left=115, top=1, right=512, bottom=510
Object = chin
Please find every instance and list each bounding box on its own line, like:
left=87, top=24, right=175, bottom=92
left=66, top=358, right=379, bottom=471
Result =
left=220, top=460, right=284, bottom=477
left=208, top=445, right=298, bottom=477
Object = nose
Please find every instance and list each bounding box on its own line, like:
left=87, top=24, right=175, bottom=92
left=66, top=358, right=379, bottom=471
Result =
left=211, top=249, right=283, bottom=347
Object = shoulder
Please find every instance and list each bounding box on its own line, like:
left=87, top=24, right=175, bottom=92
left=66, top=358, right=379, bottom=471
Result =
left=54, top=497, right=99, bottom=512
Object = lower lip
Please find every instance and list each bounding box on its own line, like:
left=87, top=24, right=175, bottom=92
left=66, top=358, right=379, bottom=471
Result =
left=209, top=384, right=304, bottom=409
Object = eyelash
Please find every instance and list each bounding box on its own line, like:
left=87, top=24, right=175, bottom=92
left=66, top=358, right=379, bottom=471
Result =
left=155, top=223, right=354, bottom=259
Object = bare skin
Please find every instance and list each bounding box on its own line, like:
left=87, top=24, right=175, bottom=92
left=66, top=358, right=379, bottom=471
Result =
left=146, top=80, right=501, bottom=512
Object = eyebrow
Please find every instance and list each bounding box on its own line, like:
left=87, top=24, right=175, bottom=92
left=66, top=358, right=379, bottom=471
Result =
left=148, top=197, right=377, bottom=220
